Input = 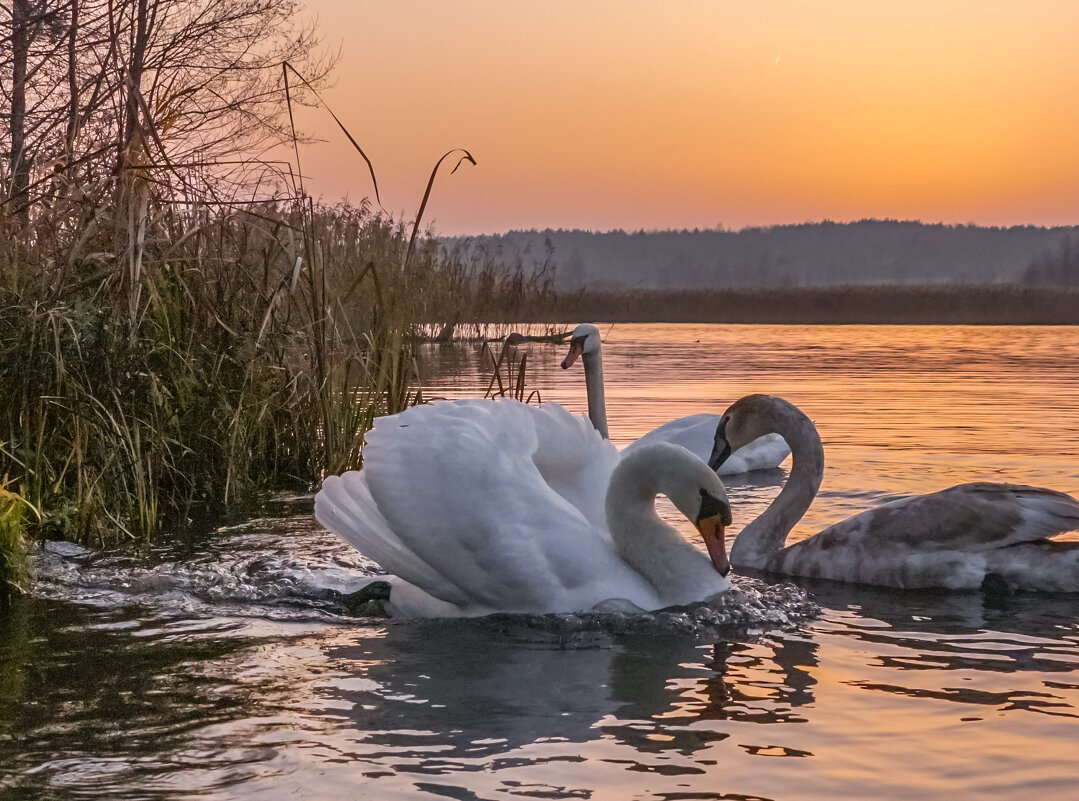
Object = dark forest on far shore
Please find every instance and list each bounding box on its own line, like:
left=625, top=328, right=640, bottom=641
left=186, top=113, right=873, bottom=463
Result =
left=452, top=221, right=1079, bottom=293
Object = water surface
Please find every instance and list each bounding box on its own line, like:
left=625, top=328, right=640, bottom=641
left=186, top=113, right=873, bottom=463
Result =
left=3, top=324, right=1079, bottom=800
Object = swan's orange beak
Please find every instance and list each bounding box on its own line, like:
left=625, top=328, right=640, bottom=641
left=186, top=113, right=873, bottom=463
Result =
left=697, top=514, right=730, bottom=576
left=561, top=340, right=583, bottom=370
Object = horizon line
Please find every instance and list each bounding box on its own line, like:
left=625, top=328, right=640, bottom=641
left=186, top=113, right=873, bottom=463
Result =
left=437, top=217, right=1079, bottom=239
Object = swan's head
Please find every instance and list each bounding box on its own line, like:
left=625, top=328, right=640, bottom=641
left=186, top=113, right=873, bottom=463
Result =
left=709, top=394, right=794, bottom=471
left=560, top=324, right=601, bottom=369
left=690, top=484, right=733, bottom=577
left=678, top=471, right=733, bottom=577
left=613, top=442, right=733, bottom=576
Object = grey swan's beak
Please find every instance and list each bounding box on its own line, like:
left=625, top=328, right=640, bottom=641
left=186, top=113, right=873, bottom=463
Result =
left=708, top=417, right=732, bottom=472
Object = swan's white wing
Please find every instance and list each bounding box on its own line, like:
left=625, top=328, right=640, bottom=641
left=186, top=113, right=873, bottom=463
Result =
left=628, top=414, right=790, bottom=474
left=316, top=471, right=472, bottom=606
left=767, top=483, right=1079, bottom=589
left=527, top=401, right=619, bottom=533
left=358, top=399, right=657, bottom=614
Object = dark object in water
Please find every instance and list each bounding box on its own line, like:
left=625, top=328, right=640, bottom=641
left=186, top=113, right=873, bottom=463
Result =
left=980, top=572, right=1013, bottom=599
left=504, top=331, right=570, bottom=345
left=342, top=580, right=392, bottom=617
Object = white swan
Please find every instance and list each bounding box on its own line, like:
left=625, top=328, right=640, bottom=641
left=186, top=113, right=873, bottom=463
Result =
left=559, top=324, right=790, bottom=474
left=315, top=398, right=734, bottom=618
left=710, top=394, right=1079, bottom=592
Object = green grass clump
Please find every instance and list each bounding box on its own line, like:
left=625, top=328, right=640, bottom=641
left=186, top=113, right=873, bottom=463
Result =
left=0, top=488, right=27, bottom=604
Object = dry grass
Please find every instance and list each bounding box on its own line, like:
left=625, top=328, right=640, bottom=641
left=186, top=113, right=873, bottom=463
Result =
left=482, top=340, right=541, bottom=404
left=0, top=197, right=556, bottom=548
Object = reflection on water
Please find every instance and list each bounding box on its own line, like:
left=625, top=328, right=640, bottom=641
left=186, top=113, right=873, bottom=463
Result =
left=3, top=325, right=1079, bottom=800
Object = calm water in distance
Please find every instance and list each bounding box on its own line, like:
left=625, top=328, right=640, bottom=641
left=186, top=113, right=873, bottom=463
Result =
left=2, top=324, right=1079, bottom=800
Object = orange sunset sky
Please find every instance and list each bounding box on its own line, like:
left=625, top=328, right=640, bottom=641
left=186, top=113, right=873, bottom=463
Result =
left=297, top=1, right=1079, bottom=235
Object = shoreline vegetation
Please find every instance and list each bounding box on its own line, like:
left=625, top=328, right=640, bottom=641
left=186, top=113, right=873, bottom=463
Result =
left=0, top=201, right=556, bottom=548
left=0, top=0, right=556, bottom=595
left=553, top=285, right=1079, bottom=325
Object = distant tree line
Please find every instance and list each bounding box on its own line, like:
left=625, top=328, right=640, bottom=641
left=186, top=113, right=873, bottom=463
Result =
left=1022, top=236, right=1079, bottom=287
left=447, top=220, right=1079, bottom=292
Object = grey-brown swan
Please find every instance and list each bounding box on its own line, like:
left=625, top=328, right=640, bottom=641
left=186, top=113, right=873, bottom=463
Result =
left=710, top=394, right=1079, bottom=592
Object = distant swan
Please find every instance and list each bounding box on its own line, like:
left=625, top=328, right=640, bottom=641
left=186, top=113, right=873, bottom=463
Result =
left=315, top=399, right=733, bottom=618
left=560, top=324, right=790, bottom=474
left=710, top=394, right=1079, bottom=592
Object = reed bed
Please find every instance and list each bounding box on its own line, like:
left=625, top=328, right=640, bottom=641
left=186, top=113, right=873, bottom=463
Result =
left=555, top=285, right=1079, bottom=325
left=0, top=199, right=552, bottom=558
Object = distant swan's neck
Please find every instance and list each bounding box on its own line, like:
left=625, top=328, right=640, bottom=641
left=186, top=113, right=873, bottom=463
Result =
left=582, top=349, right=609, bottom=439
left=730, top=411, right=824, bottom=568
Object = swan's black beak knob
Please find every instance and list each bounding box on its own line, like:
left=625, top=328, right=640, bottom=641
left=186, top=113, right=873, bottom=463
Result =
left=708, top=417, right=732, bottom=472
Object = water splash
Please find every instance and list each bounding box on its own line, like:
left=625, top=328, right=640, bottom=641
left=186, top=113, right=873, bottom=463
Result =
left=29, top=522, right=815, bottom=639
left=471, top=577, right=817, bottom=639
left=28, top=512, right=382, bottom=627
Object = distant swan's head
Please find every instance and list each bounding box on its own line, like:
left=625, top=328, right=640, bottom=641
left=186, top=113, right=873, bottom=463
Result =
left=561, top=323, right=602, bottom=370
left=709, top=394, right=800, bottom=471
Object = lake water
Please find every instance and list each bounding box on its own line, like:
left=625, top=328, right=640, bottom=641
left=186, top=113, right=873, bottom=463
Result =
left=3, top=324, right=1079, bottom=800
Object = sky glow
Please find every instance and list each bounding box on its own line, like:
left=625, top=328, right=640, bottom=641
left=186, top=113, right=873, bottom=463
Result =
left=298, top=1, right=1079, bottom=235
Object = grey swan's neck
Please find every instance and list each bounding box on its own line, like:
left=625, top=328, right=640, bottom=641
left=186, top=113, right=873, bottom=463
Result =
left=582, top=350, right=609, bottom=440
left=730, top=408, right=824, bottom=568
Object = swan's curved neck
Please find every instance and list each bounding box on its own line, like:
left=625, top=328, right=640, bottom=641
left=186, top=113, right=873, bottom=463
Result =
left=730, top=409, right=824, bottom=568
left=605, top=449, right=722, bottom=596
left=582, top=350, right=609, bottom=439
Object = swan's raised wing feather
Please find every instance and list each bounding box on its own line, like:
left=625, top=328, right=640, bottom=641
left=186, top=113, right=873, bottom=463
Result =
left=526, top=401, right=620, bottom=533
left=315, top=471, right=471, bottom=606
left=629, top=414, right=790, bottom=474
left=358, top=399, right=650, bottom=613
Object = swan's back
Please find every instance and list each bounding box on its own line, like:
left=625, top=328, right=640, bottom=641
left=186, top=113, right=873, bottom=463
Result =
left=629, top=414, right=789, bottom=474
left=764, top=482, right=1079, bottom=590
